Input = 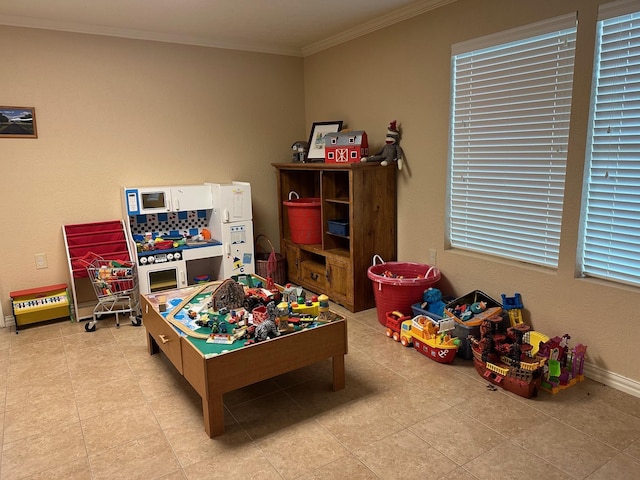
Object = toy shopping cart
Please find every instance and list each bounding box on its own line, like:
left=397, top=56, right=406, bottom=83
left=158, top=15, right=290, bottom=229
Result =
left=80, top=253, right=142, bottom=332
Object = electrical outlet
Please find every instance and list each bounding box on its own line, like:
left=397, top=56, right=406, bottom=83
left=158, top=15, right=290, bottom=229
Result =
left=429, top=248, right=437, bottom=265
left=35, top=253, right=48, bottom=269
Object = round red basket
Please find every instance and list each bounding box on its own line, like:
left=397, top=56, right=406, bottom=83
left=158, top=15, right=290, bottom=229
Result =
left=283, top=191, right=322, bottom=244
left=367, top=255, right=441, bottom=326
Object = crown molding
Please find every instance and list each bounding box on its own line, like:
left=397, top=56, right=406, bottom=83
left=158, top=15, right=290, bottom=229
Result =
left=301, top=0, right=457, bottom=57
left=0, top=14, right=303, bottom=57
left=0, top=0, right=458, bottom=58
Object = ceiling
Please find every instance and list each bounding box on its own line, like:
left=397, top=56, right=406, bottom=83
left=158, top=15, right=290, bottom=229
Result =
left=0, top=0, right=455, bottom=57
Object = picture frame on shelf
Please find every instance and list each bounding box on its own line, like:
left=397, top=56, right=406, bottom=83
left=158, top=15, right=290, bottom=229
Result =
left=0, top=106, right=38, bottom=138
left=307, top=120, right=343, bottom=161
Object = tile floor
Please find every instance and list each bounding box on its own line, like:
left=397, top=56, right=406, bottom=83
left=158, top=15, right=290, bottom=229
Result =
left=1, top=307, right=640, bottom=480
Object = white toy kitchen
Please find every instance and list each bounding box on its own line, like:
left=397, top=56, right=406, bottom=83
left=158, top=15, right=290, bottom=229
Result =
left=123, top=182, right=254, bottom=294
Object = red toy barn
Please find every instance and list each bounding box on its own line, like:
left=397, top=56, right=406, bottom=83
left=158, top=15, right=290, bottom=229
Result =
left=324, top=131, right=368, bottom=163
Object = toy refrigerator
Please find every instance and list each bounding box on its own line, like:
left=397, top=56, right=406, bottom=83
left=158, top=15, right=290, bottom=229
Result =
left=209, top=181, right=255, bottom=278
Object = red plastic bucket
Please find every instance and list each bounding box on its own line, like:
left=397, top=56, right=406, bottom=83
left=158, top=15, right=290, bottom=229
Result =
left=367, top=255, right=441, bottom=326
left=284, top=191, right=322, bottom=244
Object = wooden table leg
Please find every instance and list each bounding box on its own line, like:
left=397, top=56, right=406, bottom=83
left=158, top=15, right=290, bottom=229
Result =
left=332, top=354, right=345, bottom=391
left=202, top=393, right=225, bottom=438
left=147, top=331, right=159, bottom=355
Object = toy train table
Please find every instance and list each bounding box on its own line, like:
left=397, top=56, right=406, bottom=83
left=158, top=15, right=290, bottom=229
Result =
left=140, top=279, right=348, bottom=437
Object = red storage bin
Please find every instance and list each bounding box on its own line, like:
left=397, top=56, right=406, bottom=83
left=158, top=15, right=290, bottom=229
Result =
left=367, top=255, right=441, bottom=326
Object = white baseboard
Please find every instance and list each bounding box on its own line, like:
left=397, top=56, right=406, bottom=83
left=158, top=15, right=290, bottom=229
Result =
left=584, top=362, right=640, bottom=399
left=4, top=315, right=15, bottom=328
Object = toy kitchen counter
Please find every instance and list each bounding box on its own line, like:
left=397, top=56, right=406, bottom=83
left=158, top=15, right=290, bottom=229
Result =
left=136, top=238, right=223, bottom=266
left=140, top=282, right=348, bottom=438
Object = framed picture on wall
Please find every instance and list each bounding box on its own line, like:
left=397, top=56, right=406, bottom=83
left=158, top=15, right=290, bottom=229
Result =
left=307, top=120, right=343, bottom=161
left=0, top=106, right=38, bottom=138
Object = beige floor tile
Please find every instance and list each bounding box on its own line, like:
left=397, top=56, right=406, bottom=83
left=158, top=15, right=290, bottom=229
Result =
left=110, top=324, right=147, bottom=346
left=228, top=389, right=315, bottom=440
left=436, top=466, right=481, bottom=480
left=61, top=327, right=117, bottom=352
left=74, top=376, right=146, bottom=420
left=0, top=329, right=13, bottom=350
left=118, top=343, right=152, bottom=365
left=585, top=453, right=640, bottom=480
left=460, top=388, right=550, bottom=438
left=10, top=323, right=63, bottom=346
left=81, top=402, right=162, bottom=455
left=88, top=431, right=180, bottom=480
left=625, top=438, right=640, bottom=460
left=0, top=374, right=6, bottom=400
left=1, top=422, right=86, bottom=480
left=551, top=393, right=640, bottom=450
left=463, top=442, right=574, bottom=480
left=21, top=458, right=92, bottom=480
left=584, top=382, right=640, bottom=419
left=271, top=357, right=333, bottom=389
left=6, top=352, right=69, bottom=385
left=354, top=429, right=458, bottom=479
left=255, top=418, right=350, bottom=479
left=0, top=347, right=10, bottom=370
left=347, top=322, right=391, bottom=354
left=135, top=360, right=193, bottom=400
left=284, top=373, right=380, bottom=417
left=182, top=446, right=282, bottom=480
left=163, top=420, right=254, bottom=468
left=409, top=367, right=492, bottom=407
left=155, top=471, right=188, bottom=480
left=315, top=385, right=449, bottom=452
left=3, top=390, right=79, bottom=444
left=409, top=406, right=506, bottom=465
left=59, top=319, right=97, bottom=336
left=8, top=335, right=66, bottom=365
left=65, top=341, right=126, bottom=374
left=69, top=360, right=136, bottom=391
left=295, top=454, right=379, bottom=480
left=512, top=417, right=618, bottom=478
left=9, top=335, right=66, bottom=358
left=5, top=370, right=74, bottom=407
left=147, top=389, right=204, bottom=431
left=222, top=377, right=284, bottom=407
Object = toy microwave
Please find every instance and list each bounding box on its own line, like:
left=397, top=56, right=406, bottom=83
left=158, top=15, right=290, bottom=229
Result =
left=124, top=187, right=173, bottom=215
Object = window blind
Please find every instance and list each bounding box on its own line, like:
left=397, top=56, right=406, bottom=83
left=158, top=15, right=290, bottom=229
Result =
left=580, top=0, right=640, bottom=286
left=449, top=14, right=577, bottom=267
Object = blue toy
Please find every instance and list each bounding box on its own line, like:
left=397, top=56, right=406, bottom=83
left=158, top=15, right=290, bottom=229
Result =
left=420, top=287, right=447, bottom=317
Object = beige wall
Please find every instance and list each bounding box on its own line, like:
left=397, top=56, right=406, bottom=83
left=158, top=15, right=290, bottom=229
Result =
left=305, top=0, right=639, bottom=388
left=1, top=26, right=304, bottom=315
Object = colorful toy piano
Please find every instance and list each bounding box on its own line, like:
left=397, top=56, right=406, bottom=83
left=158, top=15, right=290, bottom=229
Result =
left=10, top=283, right=74, bottom=331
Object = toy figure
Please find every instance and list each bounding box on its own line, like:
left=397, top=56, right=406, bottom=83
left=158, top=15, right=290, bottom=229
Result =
left=291, top=141, right=309, bottom=163
left=253, top=317, right=280, bottom=342
left=253, top=301, right=281, bottom=342
left=361, top=120, right=405, bottom=169
left=421, top=287, right=446, bottom=317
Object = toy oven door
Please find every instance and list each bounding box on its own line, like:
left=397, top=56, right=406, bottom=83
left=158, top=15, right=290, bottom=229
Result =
left=138, top=261, right=187, bottom=294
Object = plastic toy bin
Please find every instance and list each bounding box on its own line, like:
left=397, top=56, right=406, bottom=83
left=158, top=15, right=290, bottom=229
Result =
left=328, top=219, right=349, bottom=236
left=444, top=290, right=505, bottom=359
left=367, top=256, right=441, bottom=326
left=283, top=192, right=321, bottom=245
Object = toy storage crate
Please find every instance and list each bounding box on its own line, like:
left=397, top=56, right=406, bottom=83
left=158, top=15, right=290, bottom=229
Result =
left=411, top=303, right=443, bottom=322
left=444, top=290, right=504, bottom=359
left=328, top=219, right=349, bottom=236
